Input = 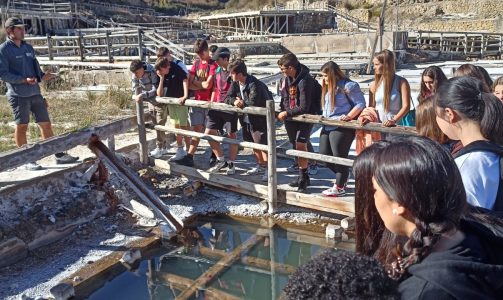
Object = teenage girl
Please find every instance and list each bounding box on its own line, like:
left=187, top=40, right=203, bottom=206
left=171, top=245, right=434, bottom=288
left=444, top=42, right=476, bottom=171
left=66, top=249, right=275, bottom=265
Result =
left=435, top=76, right=503, bottom=210
left=319, top=61, right=365, bottom=197
left=492, top=76, right=503, bottom=103
left=418, top=66, right=447, bottom=104
left=364, top=50, right=411, bottom=127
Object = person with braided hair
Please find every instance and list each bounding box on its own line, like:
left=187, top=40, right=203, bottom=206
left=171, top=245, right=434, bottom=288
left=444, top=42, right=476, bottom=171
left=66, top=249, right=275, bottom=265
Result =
left=434, top=76, right=503, bottom=210
left=371, top=136, right=503, bottom=299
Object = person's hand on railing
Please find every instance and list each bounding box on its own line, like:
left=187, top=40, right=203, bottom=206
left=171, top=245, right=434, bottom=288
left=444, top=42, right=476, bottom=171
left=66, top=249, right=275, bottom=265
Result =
left=358, top=117, right=371, bottom=125
left=277, top=111, right=288, bottom=121
left=339, top=114, right=352, bottom=122
left=382, top=119, right=397, bottom=127
left=234, top=97, right=245, bottom=109
left=178, top=96, right=187, bottom=105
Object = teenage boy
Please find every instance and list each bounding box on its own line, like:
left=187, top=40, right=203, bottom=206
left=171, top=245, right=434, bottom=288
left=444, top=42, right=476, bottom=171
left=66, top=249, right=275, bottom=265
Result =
left=156, top=47, right=188, bottom=74
left=173, top=39, right=218, bottom=167
left=0, top=17, right=78, bottom=170
left=225, top=59, right=271, bottom=182
left=130, top=60, right=166, bottom=158
left=277, top=53, right=318, bottom=192
left=205, top=47, right=238, bottom=174
left=154, top=57, right=190, bottom=161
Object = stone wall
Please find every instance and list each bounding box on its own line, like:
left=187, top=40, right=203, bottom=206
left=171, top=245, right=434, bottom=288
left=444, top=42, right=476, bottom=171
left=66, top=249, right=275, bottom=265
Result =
left=414, top=18, right=499, bottom=33
left=292, top=11, right=336, bottom=33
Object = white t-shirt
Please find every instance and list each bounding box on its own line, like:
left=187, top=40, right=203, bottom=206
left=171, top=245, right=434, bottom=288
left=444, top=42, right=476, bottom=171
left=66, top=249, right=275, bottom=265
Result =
left=455, top=151, right=500, bottom=209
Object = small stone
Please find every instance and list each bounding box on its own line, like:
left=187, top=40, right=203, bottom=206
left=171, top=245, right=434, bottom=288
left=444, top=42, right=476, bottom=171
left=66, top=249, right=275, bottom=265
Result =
left=326, top=224, right=343, bottom=239
left=48, top=215, right=56, bottom=223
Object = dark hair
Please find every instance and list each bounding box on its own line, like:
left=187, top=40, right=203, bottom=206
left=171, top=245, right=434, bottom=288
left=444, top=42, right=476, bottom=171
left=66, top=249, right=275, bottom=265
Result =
left=283, top=249, right=398, bottom=300
left=419, top=66, right=447, bottom=103
left=353, top=140, right=399, bottom=266
left=416, top=96, right=449, bottom=144
left=129, top=60, right=144, bottom=72
left=156, top=47, right=170, bottom=58
left=373, top=136, right=468, bottom=279
left=476, top=66, right=494, bottom=89
left=435, top=76, right=503, bottom=145
left=193, top=38, right=208, bottom=54
left=228, top=59, right=247, bottom=76
left=492, top=76, right=503, bottom=91
left=277, top=53, right=299, bottom=69
left=454, top=64, right=491, bottom=92
left=209, top=45, right=218, bottom=53
left=154, top=57, right=170, bottom=70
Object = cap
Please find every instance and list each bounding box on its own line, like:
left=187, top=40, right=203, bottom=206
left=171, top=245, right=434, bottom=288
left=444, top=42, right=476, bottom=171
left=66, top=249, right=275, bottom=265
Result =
left=5, top=17, right=25, bottom=28
left=212, top=47, right=231, bottom=61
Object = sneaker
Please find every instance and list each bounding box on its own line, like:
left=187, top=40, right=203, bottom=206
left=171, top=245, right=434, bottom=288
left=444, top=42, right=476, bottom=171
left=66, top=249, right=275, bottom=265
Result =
left=286, top=163, right=299, bottom=173
left=23, top=162, right=43, bottom=171
left=209, top=160, right=228, bottom=173
left=308, top=164, right=319, bottom=175
left=322, top=185, right=346, bottom=197
left=169, top=147, right=186, bottom=161
left=226, top=162, right=236, bottom=175
left=260, top=170, right=268, bottom=182
left=55, top=153, right=79, bottom=164
left=209, top=152, right=217, bottom=167
left=245, top=165, right=265, bottom=175
left=173, top=154, right=194, bottom=167
left=150, top=147, right=168, bottom=158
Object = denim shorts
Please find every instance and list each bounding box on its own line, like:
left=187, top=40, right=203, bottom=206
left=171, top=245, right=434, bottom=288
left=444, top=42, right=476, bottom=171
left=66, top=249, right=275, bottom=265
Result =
left=188, top=107, right=207, bottom=127
left=8, top=94, right=50, bottom=125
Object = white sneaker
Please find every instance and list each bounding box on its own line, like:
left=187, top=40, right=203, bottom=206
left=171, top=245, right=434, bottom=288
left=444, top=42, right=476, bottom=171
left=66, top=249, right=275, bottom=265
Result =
left=245, top=165, right=265, bottom=175
left=226, top=162, right=236, bottom=175
left=260, top=170, right=268, bottom=182
left=150, top=147, right=168, bottom=158
left=169, top=147, right=186, bottom=161
left=23, top=162, right=43, bottom=171
left=322, top=185, right=346, bottom=197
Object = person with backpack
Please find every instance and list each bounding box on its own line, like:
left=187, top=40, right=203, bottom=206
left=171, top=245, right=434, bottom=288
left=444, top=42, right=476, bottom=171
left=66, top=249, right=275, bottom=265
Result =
left=173, top=39, right=218, bottom=167
left=319, top=62, right=365, bottom=197
left=435, top=76, right=503, bottom=211
left=225, top=59, right=272, bottom=181
left=364, top=50, right=411, bottom=127
left=156, top=46, right=188, bottom=75
left=277, top=53, right=321, bottom=192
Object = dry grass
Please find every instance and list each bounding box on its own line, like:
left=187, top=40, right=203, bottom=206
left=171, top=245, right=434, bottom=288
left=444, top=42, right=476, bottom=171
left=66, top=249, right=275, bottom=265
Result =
left=0, top=84, right=134, bottom=152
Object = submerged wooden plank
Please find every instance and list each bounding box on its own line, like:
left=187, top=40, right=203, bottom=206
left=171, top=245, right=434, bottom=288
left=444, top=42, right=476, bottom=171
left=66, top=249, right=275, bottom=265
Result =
left=157, top=273, right=240, bottom=300
left=176, top=234, right=264, bottom=300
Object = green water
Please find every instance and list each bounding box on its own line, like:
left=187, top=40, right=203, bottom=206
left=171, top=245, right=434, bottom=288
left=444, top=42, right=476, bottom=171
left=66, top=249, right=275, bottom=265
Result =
left=88, top=217, right=353, bottom=300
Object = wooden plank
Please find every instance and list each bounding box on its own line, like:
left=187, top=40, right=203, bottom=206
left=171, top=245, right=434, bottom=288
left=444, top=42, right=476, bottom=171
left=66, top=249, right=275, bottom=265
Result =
left=155, top=97, right=268, bottom=116
left=176, top=234, right=264, bottom=300
left=0, top=116, right=136, bottom=172
left=156, top=273, right=240, bottom=300
left=281, top=190, right=355, bottom=217
left=155, top=126, right=269, bottom=152
left=285, top=149, right=353, bottom=167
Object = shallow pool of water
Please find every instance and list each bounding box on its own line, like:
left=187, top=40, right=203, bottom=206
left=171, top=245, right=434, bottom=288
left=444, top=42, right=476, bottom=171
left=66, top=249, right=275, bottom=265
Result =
left=88, top=216, right=354, bottom=300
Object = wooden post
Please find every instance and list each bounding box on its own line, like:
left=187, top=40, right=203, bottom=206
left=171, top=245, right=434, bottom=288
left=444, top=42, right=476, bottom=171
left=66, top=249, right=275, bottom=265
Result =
left=137, top=28, right=144, bottom=61
left=135, top=90, right=148, bottom=164
left=480, top=34, right=485, bottom=58
left=464, top=33, right=468, bottom=55
left=107, top=135, right=115, bottom=152
left=46, top=34, right=54, bottom=61
left=77, top=35, right=85, bottom=61
left=105, top=30, right=113, bottom=63
left=268, top=221, right=278, bottom=300
left=266, top=100, right=277, bottom=214
left=439, top=32, right=443, bottom=52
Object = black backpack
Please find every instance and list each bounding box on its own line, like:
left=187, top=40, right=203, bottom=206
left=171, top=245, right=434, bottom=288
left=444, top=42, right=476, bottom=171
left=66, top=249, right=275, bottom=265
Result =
left=307, top=75, right=322, bottom=115
left=456, top=141, right=503, bottom=211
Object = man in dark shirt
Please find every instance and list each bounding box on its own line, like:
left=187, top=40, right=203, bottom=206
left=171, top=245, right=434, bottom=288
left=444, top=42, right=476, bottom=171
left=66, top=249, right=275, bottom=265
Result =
left=155, top=57, right=190, bottom=161
left=0, top=17, right=78, bottom=170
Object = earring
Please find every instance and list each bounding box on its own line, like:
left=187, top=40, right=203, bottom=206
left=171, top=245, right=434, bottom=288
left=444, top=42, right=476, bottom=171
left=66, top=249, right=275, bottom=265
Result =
left=392, top=208, right=398, bottom=215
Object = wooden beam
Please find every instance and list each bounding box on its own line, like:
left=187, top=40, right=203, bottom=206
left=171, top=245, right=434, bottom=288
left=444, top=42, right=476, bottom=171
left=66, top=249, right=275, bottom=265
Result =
left=156, top=273, right=240, bottom=300
left=281, top=190, right=355, bottom=216
left=155, top=98, right=268, bottom=116
left=176, top=234, right=264, bottom=300
left=0, top=116, right=136, bottom=172
left=285, top=149, right=353, bottom=167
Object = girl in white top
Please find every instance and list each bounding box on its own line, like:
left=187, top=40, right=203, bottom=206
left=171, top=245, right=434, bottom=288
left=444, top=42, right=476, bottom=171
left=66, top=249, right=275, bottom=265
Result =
left=435, top=76, right=503, bottom=210
left=366, top=50, right=411, bottom=127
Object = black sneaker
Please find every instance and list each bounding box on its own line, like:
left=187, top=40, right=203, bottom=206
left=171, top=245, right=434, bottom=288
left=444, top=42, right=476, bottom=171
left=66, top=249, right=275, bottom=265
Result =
left=209, top=152, right=217, bottom=167
left=173, top=154, right=194, bottom=167
left=209, top=160, right=228, bottom=173
left=55, top=153, right=79, bottom=164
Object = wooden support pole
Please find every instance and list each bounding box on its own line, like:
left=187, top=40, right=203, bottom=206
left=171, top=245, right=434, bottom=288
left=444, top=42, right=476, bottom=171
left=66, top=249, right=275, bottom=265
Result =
left=176, top=234, right=264, bottom=300
left=135, top=97, right=149, bottom=165
left=107, top=135, right=115, bottom=152
left=46, top=34, right=54, bottom=61
left=266, top=100, right=277, bottom=214
left=105, top=30, right=113, bottom=63
left=137, top=28, right=144, bottom=61
left=269, top=224, right=278, bottom=300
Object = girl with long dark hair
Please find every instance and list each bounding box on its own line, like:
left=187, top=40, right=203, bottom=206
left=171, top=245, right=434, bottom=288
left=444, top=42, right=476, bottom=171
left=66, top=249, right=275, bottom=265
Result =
left=371, top=136, right=503, bottom=299
left=454, top=64, right=492, bottom=93
left=418, top=66, right=447, bottom=103
left=319, top=61, right=365, bottom=196
left=434, top=76, right=503, bottom=210
left=364, top=50, right=411, bottom=127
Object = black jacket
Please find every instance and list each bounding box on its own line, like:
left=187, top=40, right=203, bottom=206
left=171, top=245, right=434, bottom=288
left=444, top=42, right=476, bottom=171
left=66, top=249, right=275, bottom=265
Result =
left=224, top=74, right=270, bottom=124
left=398, top=219, right=503, bottom=300
left=278, top=63, right=313, bottom=117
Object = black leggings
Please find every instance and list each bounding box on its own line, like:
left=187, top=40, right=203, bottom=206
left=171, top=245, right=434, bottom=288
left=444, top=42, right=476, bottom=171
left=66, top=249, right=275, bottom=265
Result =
left=319, top=127, right=355, bottom=186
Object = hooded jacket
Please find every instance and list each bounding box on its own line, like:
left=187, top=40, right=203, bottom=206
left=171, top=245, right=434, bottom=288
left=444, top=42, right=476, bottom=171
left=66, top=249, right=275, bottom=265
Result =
left=131, top=63, right=159, bottom=103
left=398, top=219, right=503, bottom=300
left=279, top=63, right=314, bottom=117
